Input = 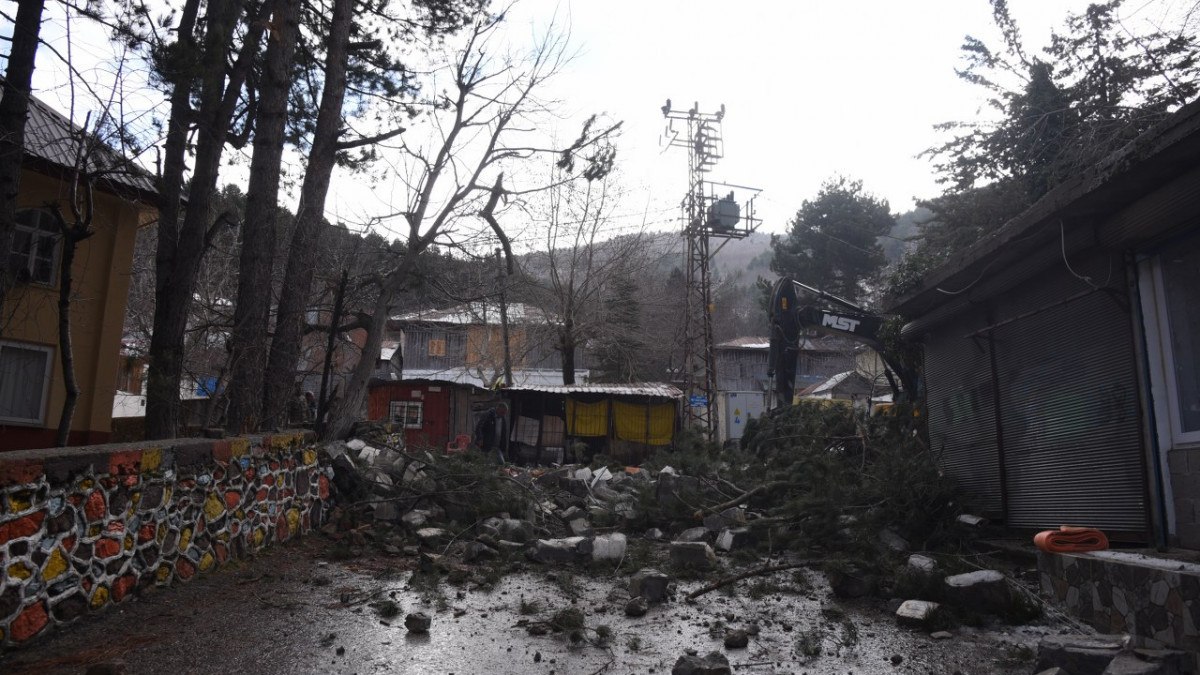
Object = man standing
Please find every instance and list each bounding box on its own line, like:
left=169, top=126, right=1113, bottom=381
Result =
left=474, top=402, right=510, bottom=464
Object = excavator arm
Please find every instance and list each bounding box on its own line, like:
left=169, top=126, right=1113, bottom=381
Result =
left=767, top=277, right=918, bottom=409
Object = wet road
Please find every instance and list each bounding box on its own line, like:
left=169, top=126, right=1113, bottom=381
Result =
left=1, top=537, right=1052, bottom=674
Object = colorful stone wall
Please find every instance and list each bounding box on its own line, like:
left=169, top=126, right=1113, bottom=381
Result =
left=0, top=432, right=332, bottom=648
left=1038, top=549, right=1200, bottom=656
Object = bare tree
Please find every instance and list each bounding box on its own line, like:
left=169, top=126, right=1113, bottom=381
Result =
left=321, top=13, right=619, bottom=439
left=0, top=0, right=48, bottom=332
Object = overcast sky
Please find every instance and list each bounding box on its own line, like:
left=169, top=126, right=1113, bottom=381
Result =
left=11, top=0, right=1195, bottom=242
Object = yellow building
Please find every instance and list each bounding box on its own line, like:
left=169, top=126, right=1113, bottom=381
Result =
left=1, top=94, right=157, bottom=449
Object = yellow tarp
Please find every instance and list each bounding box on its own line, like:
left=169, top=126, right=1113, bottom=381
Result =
left=566, top=399, right=608, bottom=437
left=613, top=400, right=674, bottom=445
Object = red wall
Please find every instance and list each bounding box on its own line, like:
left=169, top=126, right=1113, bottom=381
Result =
left=368, top=382, right=454, bottom=451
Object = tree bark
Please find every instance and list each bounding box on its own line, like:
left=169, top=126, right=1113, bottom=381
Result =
left=262, top=0, right=355, bottom=430
left=560, top=324, right=576, bottom=385
left=0, top=0, right=46, bottom=334
left=145, top=0, right=267, bottom=439
left=55, top=226, right=95, bottom=446
left=322, top=282, right=392, bottom=440
left=225, top=0, right=301, bottom=434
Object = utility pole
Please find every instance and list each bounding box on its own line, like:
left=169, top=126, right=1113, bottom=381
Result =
left=661, top=100, right=761, bottom=439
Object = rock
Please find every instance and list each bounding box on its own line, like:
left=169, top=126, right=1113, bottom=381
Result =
left=574, top=467, right=594, bottom=483
left=943, top=569, right=1011, bottom=613
left=346, top=439, right=366, bottom=452
left=590, top=466, right=613, bottom=485
left=405, top=612, right=431, bottom=633
left=1103, top=650, right=1189, bottom=675
left=630, top=568, right=672, bottom=602
left=672, top=651, right=732, bottom=675
left=400, top=509, right=430, bottom=530
left=560, top=506, right=585, bottom=522
left=670, top=541, right=717, bottom=570
left=613, top=501, right=639, bottom=523
left=563, top=477, right=591, bottom=498
left=895, top=600, right=941, bottom=628
left=588, top=505, right=616, bottom=527
left=723, top=628, right=749, bottom=649
left=715, top=527, right=753, bottom=552
left=1035, top=634, right=1127, bottom=675
left=373, top=502, right=400, bottom=522
left=495, top=540, right=526, bottom=552
left=416, top=527, right=451, bottom=548
left=418, top=552, right=446, bottom=573
left=828, top=565, right=878, bottom=599
left=530, top=537, right=593, bottom=564
left=956, top=514, right=988, bottom=528
left=878, top=528, right=910, bottom=552
left=359, top=445, right=381, bottom=464
left=625, top=595, right=649, bottom=617
left=644, top=528, right=665, bottom=541
left=907, top=554, right=937, bottom=574
left=891, top=654, right=904, bottom=665
left=593, top=485, right=625, bottom=503
left=484, top=517, right=535, bottom=543
left=930, top=631, right=952, bottom=640
left=568, top=518, right=593, bottom=537
left=591, top=533, right=627, bottom=562
left=402, top=545, right=419, bottom=556
left=676, top=527, right=709, bottom=543
left=703, top=507, right=745, bottom=533
left=463, top=541, right=498, bottom=563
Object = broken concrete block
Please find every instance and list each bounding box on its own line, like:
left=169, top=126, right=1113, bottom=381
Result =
left=676, top=527, right=709, bottom=543
left=560, top=505, right=585, bottom=522
left=346, top=439, right=366, bottom=452
left=463, top=541, right=498, bottom=563
left=530, top=537, right=593, bottom=564
left=724, top=628, right=749, bottom=649
left=670, top=541, right=717, bottom=570
left=715, top=527, right=753, bottom=552
left=625, top=595, right=649, bottom=617
left=492, top=518, right=534, bottom=542
left=416, top=527, right=451, bottom=548
left=495, top=540, right=525, bottom=553
left=614, top=501, right=639, bottom=522
left=405, top=612, right=431, bottom=633
left=644, top=528, right=665, bottom=541
left=828, top=565, right=878, bottom=599
left=568, top=518, right=593, bottom=537
left=373, top=502, right=400, bottom=522
left=671, top=651, right=731, bottom=675
left=943, top=569, right=1011, bottom=613
left=590, top=466, right=612, bottom=485
left=359, top=445, right=381, bottom=464
left=574, top=467, right=593, bottom=483
left=878, top=528, right=910, bottom=552
left=703, top=507, right=745, bottom=532
left=630, top=568, right=672, bottom=602
left=399, top=509, right=429, bottom=530
left=1035, top=634, right=1126, bottom=675
left=418, top=552, right=445, bottom=573
left=956, top=513, right=988, bottom=528
left=895, top=600, right=941, bottom=628
left=591, top=533, right=627, bottom=562
left=593, top=485, right=625, bottom=504
left=907, top=554, right=937, bottom=574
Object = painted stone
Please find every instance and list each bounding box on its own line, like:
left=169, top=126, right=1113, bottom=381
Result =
left=42, top=548, right=69, bottom=581
left=0, top=511, right=46, bottom=545
left=10, top=601, right=48, bottom=642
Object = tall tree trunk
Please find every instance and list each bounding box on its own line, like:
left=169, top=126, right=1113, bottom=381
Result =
left=262, top=0, right=355, bottom=429
left=145, top=0, right=266, bottom=439
left=55, top=227, right=93, bottom=446
left=560, top=327, right=576, bottom=385
left=322, top=285, right=391, bottom=440
left=225, top=0, right=301, bottom=433
left=0, top=0, right=46, bottom=334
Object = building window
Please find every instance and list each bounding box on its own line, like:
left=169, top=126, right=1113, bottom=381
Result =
left=389, top=400, right=423, bottom=429
left=428, top=338, right=446, bottom=357
left=0, top=341, right=54, bottom=425
left=8, top=209, right=60, bottom=285
left=1155, top=235, right=1200, bottom=443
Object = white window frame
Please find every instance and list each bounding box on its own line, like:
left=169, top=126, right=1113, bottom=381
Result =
left=1146, top=253, right=1200, bottom=446
left=0, top=340, right=54, bottom=426
left=389, top=400, right=423, bottom=429
left=9, top=208, right=60, bottom=286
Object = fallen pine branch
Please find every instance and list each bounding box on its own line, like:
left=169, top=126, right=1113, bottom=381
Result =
left=685, top=561, right=821, bottom=601
left=693, top=481, right=792, bottom=520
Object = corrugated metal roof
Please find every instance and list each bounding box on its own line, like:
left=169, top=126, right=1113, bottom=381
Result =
left=391, top=302, right=545, bottom=325
left=716, top=337, right=770, bottom=349
left=506, top=382, right=684, bottom=398
left=377, top=367, right=589, bottom=390
left=8, top=89, right=158, bottom=199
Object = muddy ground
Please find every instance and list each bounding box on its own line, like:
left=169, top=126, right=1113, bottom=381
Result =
left=0, top=536, right=1066, bottom=674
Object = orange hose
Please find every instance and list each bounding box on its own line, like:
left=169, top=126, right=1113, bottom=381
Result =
left=1033, top=525, right=1110, bottom=553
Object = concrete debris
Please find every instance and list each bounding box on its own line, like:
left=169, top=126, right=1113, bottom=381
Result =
left=895, top=600, right=941, bottom=628
left=568, top=518, right=593, bottom=537
left=574, top=467, right=593, bottom=483
left=1103, top=650, right=1189, bottom=675
left=676, top=527, right=709, bottom=543
left=644, top=528, right=665, bottom=541
left=346, top=439, right=366, bottom=452
left=715, top=527, right=752, bottom=552
left=669, top=541, right=717, bottom=570
left=630, top=568, right=672, bottom=602
left=400, top=509, right=430, bottom=530
left=930, top=630, right=952, bottom=639
left=483, top=517, right=535, bottom=543
left=416, top=527, right=451, bottom=548
left=418, top=552, right=445, bottom=574
left=956, top=513, right=988, bottom=528
left=560, top=506, right=585, bottom=522
left=373, top=501, right=400, bottom=522
left=942, top=569, right=1011, bottom=613
left=530, top=537, right=593, bottom=564
left=877, top=528, right=910, bottom=553
left=671, top=651, right=732, bottom=675
left=828, top=565, right=878, bottom=599
left=624, top=595, right=649, bottom=617
left=590, top=466, right=612, bottom=486
left=405, top=612, right=432, bottom=633
left=906, top=554, right=937, bottom=574
left=591, top=533, right=628, bottom=562
left=1035, top=634, right=1128, bottom=675
left=702, top=507, right=745, bottom=533
left=723, top=628, right=749, bottom=649
left=592, top=485, right=625, bottom=504
left=463, top=541, right=499, bottom=562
